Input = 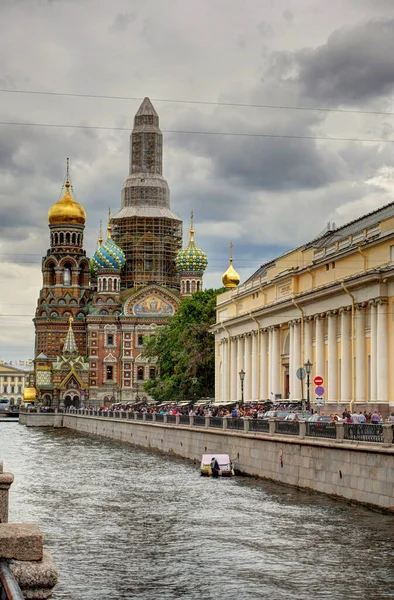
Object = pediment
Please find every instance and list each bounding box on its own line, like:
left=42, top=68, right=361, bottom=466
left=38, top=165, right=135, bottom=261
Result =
left=123, top=285, right=180, bottom=317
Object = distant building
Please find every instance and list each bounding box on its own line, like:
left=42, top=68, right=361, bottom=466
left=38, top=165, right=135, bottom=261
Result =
left=213, top=204, right=394, bottom=415
left=33, top=98, right=207, bottom=407
left=0, top=364, right=30, bottom=405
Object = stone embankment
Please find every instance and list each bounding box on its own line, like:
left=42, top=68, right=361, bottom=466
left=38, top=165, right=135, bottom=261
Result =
left=0, top=461, right=58, bottom=599
left=20, top=409, right=394, bottom=512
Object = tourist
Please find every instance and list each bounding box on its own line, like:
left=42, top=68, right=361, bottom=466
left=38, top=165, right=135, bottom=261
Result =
left=387, top=412, right=394, bottom=422
left=371, top=411, right=380, bottom=424
left=358, top=412, right=366, bottom=423
left=351, top=411, right=360, bottom=423
left=210, top=457, right=220, bottom=478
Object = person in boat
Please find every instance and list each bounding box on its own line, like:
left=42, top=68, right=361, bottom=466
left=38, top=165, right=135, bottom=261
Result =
left=210, top=457, right=220, bottom=478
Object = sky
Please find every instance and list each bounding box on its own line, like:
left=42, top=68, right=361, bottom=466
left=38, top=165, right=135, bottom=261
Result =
left=1, top=0, right=394, bottom=362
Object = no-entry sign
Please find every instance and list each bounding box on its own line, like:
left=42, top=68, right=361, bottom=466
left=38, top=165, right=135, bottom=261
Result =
left=314, top=375, right=323, bottom=386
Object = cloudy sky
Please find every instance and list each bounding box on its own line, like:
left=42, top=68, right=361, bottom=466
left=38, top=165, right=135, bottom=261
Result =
left=1, top=0, right=394, bottom=362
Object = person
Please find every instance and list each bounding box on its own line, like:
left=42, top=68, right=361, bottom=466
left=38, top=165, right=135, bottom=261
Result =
left=210, top=457, right=220, bottom=478
left=351, top=411, right=360, bottom=423
left=387, top=412, right=394, bottom=422
left=371, top=411, right=380, bottom=424
left=358, top=411, right=366, bottom=423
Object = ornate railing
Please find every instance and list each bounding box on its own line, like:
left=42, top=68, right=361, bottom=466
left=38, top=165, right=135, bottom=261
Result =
left=179, top=415, right=190, bottom=425
left=306, top=422, right=337, bottom=439
left=209, top=417, right=223, bottom=428
left=145, top=413, right=153, bottom=421
left=227, top=418, right=244, bottom=430
left=0, top=561, right=24, bottom=600
left=155, top=414, right=164, bottom=422
left=275, top=421, right=300, bottom=435
left=248, top=419, right=270, bottom=433
left=166, top=414, right=176, bottom=424
left=194, top=416, right=206, bottom=427
left=344, top=423, right=384, bottom=443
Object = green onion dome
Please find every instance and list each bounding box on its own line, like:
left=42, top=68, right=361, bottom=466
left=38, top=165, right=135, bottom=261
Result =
left=92, top=222, right=125, bottom=272
left=175, top=215, right=208, bottom=273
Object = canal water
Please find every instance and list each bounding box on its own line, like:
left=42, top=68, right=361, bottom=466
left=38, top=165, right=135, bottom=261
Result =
left=1, top=424, right=393, bottom=600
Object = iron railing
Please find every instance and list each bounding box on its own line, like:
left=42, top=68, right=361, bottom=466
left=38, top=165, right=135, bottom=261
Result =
left=155, top=414, right=164, bottom=422
left=166, top=415, right=176, bottom=424
left=194, top=416, right=206, bottom=427
left=227, top=418, right=244, bottom=430
left=306, top=422, right=337, bottom=439
left=0, top=561, right=24, bottom=600
left=248, top=419, right=270, bottom=433
left=275, top=421, right=300, bottom=436
left=209, top=417, right=223, bottom=428
left=179, top=415, right=190, bottom=425
left=145, top=413, right=153, bottom=421
left=344, top=423, right=383, bottom=443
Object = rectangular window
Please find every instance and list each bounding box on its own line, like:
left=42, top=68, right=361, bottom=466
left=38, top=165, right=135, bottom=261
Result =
left=107, top=334, right=114, bottom=346
left=137, top=335, right=144, bottom=346
left=137, top=367, right=144, bottom=381
left=106, top=366, right=113, bottom=380
left=149, top=367, right=156, bottom=379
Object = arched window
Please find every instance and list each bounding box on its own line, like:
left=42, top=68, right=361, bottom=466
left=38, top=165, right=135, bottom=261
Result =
left=196, top=281, right=201, bottom=291
left=47, top=263, right=56, bottom=286
left=66, top=232, right=70, bottom=244
left=186, top=280, right=191, bottom=294
left=113, top=279, right=117, bottom=291
left=100, top=310, right=108, bottom=316
left=60, top=232, right=64, bottom=244
left=102, top=278, right=107, bottom=291
left=137, top=367, right=144, bottom=381
left=191, top=280, right=196, bottom=293
left=108, top=279, right=112, bottom=292
left=63, top=263, right=72, bottom=285
left=72, top=233, right=76, bottom=245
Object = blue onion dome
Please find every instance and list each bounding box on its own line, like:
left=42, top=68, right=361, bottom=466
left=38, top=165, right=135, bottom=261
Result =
left=92, top=218, right=125, bottom=272
left=176, top=212, right=208, bottom=273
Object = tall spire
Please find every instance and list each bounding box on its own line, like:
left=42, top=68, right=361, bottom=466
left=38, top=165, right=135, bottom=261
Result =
left=190, top=210, right=195, bottom=243
left=107, top=207, right=112, bottom=239
left=63, top=317, right=78, bottom=354
left=98, top=220, right=103, bottom=245
left=130, top=97, right=163, bottom=176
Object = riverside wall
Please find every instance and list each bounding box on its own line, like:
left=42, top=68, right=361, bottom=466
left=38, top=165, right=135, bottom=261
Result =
left=59, top=414, right=394, bottom=512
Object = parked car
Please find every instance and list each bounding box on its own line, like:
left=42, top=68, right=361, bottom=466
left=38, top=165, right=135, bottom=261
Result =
left=263, top=411, right=289, bottom=420
left=284, top=412, right=312, bottom=421
left=308, top=415, right=333, bottom=423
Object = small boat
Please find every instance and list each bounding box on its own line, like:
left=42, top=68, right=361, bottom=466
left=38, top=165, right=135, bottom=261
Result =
left=200, top=453, right=234, bottom=477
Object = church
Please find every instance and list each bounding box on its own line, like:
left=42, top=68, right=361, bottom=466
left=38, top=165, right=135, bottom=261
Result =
left=32, top=98, right=208, bottom=407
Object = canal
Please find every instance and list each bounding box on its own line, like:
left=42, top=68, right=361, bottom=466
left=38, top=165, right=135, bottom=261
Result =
left=1, top=423, right=393, bottom=599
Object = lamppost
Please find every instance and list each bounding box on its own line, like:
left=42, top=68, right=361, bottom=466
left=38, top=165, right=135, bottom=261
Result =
left=239, top=369, right=245, bottom=407
left=304, top=359, right=312, bottom=412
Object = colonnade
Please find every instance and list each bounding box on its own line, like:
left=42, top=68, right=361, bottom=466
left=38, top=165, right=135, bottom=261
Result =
left=217, top=298, right=389, bottom=405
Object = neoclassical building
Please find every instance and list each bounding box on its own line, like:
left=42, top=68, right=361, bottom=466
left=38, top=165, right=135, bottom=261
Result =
left=213, top=203, right=394, bottom=414
left=32, top=98, right=208, bottom=407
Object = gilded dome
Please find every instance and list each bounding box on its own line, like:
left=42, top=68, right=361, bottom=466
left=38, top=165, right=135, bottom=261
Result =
left=222, top=243, right=240, bottom=288
left=23, top=387, right=37, bottom=402
left=175, top=214, right=208, bottom=273
left=92, top=222, right=125, bottom=272
left=48, top=182, right=86, bottom=226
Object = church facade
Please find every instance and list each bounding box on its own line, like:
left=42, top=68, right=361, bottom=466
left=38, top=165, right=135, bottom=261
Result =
left=33, top=98, right=207, bottom=407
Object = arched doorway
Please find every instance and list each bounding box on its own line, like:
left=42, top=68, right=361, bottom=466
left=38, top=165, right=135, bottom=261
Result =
left=64, top=393, right=80, bottom=408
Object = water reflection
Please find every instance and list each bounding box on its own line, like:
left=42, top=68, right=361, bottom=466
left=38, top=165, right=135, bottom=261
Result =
left=1, top=424, right=393, bottom=599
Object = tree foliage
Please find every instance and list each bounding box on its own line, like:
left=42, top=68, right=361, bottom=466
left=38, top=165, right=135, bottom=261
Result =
left=143, top=288, right=222, bottom=402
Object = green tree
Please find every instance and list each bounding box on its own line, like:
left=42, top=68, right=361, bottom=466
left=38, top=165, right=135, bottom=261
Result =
left=143, top=288, right=222, bottom=402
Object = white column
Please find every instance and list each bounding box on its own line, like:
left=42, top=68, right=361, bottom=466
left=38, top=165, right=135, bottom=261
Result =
left=236, top=337, right=244, bottom=401
left=315, top=316, right=325, bottom=386
left=230, top=338, right=237, bottom=401
left=293, top=320, right=301, bottom=399
left=272, top=327, right=280, bottom=398
left=218, top=342, right=224, bottom=402
left=304, top=318, right=313, bottom=366
left=268, top=328, right=273, bottom=402
left=251, top=333, right=259, bottom=400
left=340, top=309, right=351, bottom=403
left=355, top=306, right=366, bottom=402
left=260, top=330, right=268, bottom=399
left=222, top=339, right=229, bottom=401
left=377, top=300, right=388, bottom=402
left=327, top=312, right=338, bottom=402
left=289, top=322, right=294, bottom=399
left=370, top=302, right=377, bottom=402
left=244, top=335, right=252, bottom=401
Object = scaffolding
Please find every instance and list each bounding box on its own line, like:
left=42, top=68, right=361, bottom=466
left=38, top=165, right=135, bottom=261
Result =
left=112, top=214, right=182, bottom=290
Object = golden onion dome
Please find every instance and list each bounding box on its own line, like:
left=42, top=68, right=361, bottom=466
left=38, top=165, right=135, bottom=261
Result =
left=222, top=258, right=241, bottom=288
left=23, top=387, right=37, bottom=402
left=48, top=182, right=86, bottom=226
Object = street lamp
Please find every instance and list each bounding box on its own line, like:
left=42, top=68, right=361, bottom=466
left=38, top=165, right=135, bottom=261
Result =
left=239, top=369, right=245, bottom=406
left=304, top=359, right=313, bottom=412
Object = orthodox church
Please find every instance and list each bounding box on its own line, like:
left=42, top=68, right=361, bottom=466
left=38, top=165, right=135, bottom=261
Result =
left=33, top=98, right=210, bottom=407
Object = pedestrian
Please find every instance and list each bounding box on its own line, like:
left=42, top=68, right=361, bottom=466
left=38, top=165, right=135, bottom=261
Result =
left=210, top=457, right=220, bottom=478
left=358, top=411, right=366, bottom=423
left=371, top=411, right=380, bottom=424
left=388, top=412, right=394, bottom=422
left=351, top=411, right=360, bottom=424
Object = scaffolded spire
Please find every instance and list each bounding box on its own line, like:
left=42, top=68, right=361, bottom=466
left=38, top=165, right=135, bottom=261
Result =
left=63, top=316, right=78, bottom=354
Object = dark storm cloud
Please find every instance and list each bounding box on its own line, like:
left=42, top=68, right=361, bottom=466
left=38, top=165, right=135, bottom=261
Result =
left=296, top=19, right=394, bottom=105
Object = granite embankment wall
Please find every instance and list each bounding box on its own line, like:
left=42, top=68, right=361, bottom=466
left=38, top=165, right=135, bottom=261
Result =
left=55, top=414, right=394, bottom=512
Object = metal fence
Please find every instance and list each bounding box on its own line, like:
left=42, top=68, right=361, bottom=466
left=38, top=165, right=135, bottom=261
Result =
left=194, top=416, right=206, bottom=427
left=227, top=418, right=244, bottom=430
left=275, top=421, right=300, bottom=436
left=248, top=419, right=270, bottom=433
left=344, top=423, right=384, bottom=443
left=155, top=414, right=164, bottom=422
left=0, top=561, right=24, bottom=600
left=179, top=415, right=190, bottom=425
left=166, top=415, right=176, bottom=424
left=306, top=422, right=337, bottom=439
left=145, top=413, right=153, bottom=422
left=209, top=417, right=223, bottom=428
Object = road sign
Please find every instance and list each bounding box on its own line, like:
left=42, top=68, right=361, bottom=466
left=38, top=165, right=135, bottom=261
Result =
left=296, top=367, right=306, bottom=380
left=315, top=396, right=325, bottom=406
left=315, top=386, right=324, bottom=396
left=314, top=376, right=323, bottom=386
